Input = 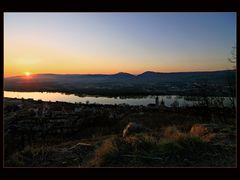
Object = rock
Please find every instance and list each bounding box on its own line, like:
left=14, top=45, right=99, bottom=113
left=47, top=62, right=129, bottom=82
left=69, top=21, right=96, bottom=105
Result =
left=190, top=123, right=219, bottom=142
left=190, top=124, right=210, bottom=137
left=190, top=123, right=222, bottom=136
left=69, top=142, right=92, bottom=150
left=122, top=122, right=145, bottom=138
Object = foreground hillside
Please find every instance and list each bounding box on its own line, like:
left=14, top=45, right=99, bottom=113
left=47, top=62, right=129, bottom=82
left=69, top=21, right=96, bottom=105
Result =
left=6, top=127, right=236, bottom=167
left=4, top=70, right=236, bottom=96
left=4, top=98, right=236, bottom=167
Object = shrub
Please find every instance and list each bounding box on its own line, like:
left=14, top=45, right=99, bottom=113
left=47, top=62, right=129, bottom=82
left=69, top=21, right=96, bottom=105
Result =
left=163, top=126, right=188, bottom=141
left=89, top=138, right=116, bottom=166
left=6, top=145, right=55, bottom=167
left=92, top=133, right=234, bottom=167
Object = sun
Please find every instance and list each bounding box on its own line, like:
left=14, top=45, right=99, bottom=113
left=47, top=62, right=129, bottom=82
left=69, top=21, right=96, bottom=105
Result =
left=25, top=72, right=31, bottom=76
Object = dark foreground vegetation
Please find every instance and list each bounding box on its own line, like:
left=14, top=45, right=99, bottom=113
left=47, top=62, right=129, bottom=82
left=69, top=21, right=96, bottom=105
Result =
left=4, top=98, right=236, bottom=167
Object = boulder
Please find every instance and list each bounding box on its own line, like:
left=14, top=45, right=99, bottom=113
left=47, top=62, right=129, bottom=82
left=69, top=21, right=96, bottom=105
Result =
left=122, top=122, right=145, bottom=138
left=190, top=124, right=210, bottom=137
left=190, top=123, right=218, bottom=142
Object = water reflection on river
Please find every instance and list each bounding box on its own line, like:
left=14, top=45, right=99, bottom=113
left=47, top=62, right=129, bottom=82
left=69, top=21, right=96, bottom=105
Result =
left=4, top=91, right=234, bottom=107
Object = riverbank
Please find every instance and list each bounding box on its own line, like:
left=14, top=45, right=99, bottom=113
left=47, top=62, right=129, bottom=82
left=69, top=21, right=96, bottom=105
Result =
left=4, top=91, right=236, bottom=107
left=4, top=88, right=236, bottom=98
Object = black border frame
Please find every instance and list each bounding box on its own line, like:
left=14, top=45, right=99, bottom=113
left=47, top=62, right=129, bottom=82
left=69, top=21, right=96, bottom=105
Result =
left=1, top=0, right=239, bottom=178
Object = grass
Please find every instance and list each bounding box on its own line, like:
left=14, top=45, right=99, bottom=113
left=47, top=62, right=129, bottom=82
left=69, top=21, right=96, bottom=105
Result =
left=6, top=145, right=56, bottom=167
left=90, top=131, right=235, bottom=167
left=5, top=107, right=236, bottom=167
left=6, top=125, right=235, bottom=167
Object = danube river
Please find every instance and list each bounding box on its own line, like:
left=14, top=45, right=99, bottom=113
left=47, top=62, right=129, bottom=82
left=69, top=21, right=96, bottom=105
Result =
left=4, top=91, right=234, bottom=107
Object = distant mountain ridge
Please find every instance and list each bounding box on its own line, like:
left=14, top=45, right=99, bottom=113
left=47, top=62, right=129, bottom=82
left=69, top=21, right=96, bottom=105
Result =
left=4, top=70, right=236, bottom=96
left=5, top=69, right=235, bottom=79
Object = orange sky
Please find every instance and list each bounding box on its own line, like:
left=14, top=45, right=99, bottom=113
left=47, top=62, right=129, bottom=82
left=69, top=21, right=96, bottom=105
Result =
left=4, top=13, right=236, bottom=77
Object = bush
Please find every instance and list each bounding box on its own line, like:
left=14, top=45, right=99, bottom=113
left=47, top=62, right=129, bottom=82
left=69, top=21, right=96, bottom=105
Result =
left=163, top=126, right=186, bottom=140
left=6, top=145, right=55, bottom=167
left=89, top=138, right=116, bottom=166
left=92, top=133, right=234, bottom=167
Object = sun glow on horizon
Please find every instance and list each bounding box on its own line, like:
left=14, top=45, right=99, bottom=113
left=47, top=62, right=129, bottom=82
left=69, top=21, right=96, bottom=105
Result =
left=25, top=72, right=31, bottom=76
left=4, top=13, right=236, bottom=77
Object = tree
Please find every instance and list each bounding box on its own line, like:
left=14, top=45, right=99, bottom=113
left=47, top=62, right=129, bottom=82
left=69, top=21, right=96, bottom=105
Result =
left=228, top=46, right=236, bottom=69
left=226, top=46, right=236, bottom=111
left=171, top=100, right=179, bottom=108
left=160, top=99, right=165, bottom=107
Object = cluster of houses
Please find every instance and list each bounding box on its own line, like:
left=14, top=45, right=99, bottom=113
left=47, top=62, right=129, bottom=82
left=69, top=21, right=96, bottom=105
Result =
left=4, top=97, right=169, bottom=149
left=4, top=97, right=134, bottom=120
left=5, top=96, right=168, bottom=120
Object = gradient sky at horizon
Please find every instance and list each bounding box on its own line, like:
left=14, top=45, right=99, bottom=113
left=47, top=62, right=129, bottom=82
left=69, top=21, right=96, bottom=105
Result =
left=4, top=12, right=236, bottom=77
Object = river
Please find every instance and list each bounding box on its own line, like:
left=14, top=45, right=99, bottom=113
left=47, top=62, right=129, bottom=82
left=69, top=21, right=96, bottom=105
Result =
left=4, top=91, right=234, bottom=107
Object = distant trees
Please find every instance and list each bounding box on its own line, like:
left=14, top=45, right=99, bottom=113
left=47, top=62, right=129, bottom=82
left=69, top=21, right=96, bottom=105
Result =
left=226, top=46, right=236, bottom=111
left=228, top=46, right=236, bottom=67
left=4, top=104, right=19, bottom=113
left=171, top=100, right=179, bottom=108
left=160, top=99, right=165, bottom=106
left=194, top=81, right=212, bottom=107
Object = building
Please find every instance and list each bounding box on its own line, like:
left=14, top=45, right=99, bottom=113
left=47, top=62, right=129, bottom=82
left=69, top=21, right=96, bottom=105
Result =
left=160, top=99, right=165, bottom=107
left=155, top=96, right=159, bottom=106
left=42, top=103, right=50, bottom=116
left=74, top=107, right=82, bottom=113
left=28, top=107, right=39, bottom=117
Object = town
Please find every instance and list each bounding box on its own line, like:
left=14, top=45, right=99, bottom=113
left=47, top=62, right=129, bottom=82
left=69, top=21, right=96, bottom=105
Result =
left=4, top=97, right=165, bottom=151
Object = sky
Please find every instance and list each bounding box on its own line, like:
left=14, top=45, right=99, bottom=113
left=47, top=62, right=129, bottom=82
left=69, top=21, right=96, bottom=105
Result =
left=4, top=12, right=236, bottom=77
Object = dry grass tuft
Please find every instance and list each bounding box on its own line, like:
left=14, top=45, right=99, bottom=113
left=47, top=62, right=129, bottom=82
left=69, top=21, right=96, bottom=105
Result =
left=163, top=126, right=186, bottom=140
left=190, top=124, right=216, bottom=142
left=88, top=137, right=115, bottom=166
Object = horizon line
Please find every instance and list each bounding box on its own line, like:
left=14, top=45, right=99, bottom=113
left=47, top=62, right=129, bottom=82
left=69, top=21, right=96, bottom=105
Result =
left=4, top=69, right=235, bottom=78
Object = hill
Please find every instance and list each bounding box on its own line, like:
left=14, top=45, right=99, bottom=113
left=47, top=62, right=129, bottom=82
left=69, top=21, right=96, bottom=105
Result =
left=4, top=70, right=236, bottom=97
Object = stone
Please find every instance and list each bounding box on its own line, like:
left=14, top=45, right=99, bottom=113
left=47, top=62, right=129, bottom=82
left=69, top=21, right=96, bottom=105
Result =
left=122, top=122, right=145, bottom=138
left=190, top=123, right=219, bottom=142
left=190, top=124, right=209, bottom=137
